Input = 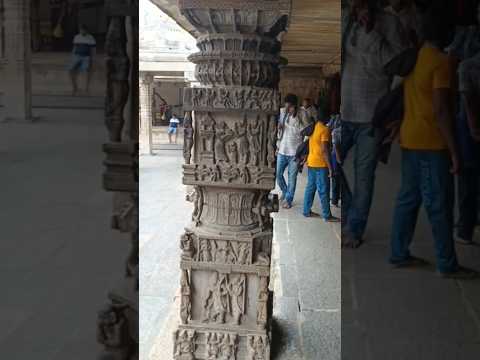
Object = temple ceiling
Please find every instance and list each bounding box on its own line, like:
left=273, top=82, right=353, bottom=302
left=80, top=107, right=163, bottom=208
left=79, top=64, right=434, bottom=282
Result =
left=149, top=0, right=341, bottom=69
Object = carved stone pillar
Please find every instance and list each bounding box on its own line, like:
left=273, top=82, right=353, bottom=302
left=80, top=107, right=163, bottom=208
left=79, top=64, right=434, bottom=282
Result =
left=173, top=1, right=291, bottom=359
left=97, top=1, right=139, bottom=360
left=2, top=0, right=32, bottom=122
left=139, top=73, right=153, bottom=155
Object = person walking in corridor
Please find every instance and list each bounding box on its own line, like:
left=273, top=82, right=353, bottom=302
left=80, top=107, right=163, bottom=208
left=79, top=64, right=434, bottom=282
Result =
left=277, top=94, right=308, bottom=209
left=303, top=117, right=340, bottom=222
left=341, top=0, right=408, bottom=247
left=69, top=24, right=96, bottom=95
left=389, top=7, right=477, bottom=279
left=168, top=114, right=180, bottom=144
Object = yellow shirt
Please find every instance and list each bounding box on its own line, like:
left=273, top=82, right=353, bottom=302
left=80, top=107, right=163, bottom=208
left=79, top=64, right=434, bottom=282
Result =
left=307, top=122, right=330, bottom=168
left=400, top=45, right=452, bottom=150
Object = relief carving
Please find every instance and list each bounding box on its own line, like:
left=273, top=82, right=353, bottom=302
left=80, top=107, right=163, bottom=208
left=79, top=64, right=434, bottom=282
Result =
left=266, top=116, right=277, bottom=168
left=247, top=335, right=270, bottom=360
left=180, top=270, right=192, bottom=325
left=256, top=277, right=269, bottom=329
left=105, top=17, right=130, bottom=142
left=185, top=87, right=279, bottom=112
left=195, top=238, right=252, bottom=266
left=202, top=273, right=246, bottom=325
left=184, top=112, right=194, bottom=165
left=206, top=332, right=237, bottom=360
left=174, top=330, right=196, bottom=360
left=181, top=231, right=196, bottom=261
left=97, top=303, right=132, bottom=360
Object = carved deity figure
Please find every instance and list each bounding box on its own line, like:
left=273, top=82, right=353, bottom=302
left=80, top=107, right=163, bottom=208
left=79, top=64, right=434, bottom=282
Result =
left=219, top=333, right=236, bottom=360
left=198, top=239, right=213, bottom=262
left=248, top=120, right=262, bottom=166
left=207, top=333, right=221, bottom=360
left=237, top=242, right=251, bottom=265
left=215, top=122, right=234, bottom=163
left=97, top=304, right=131, bottom=360
left=257, top=277, right=269, bottom=329
left=192, top=187, right=203, bottom=225
left=235, top=116, right=250, bottom=165
left=229, top=276, right=245, bottom=325
left=203, top=273, right=231, bottom=324
left=219, top=88, right=233, bottom=108
left=105, top=17, right=130, bottom=142
left=174, top=330, right=195, bottom=360
left=183, top=112, right=194, bottom=165
left=267, top=116, right=277, bottom=168
left=223, top=165, right=241, bottom=183
left=180, top=270, right=192, bottom=324
left=192, top=89, right=204, bottom=107
left=239, top=167, right=250, bottom=184
left=200, top=114, right=216, bottom=154
left=227, top=141, right=238, bottom=164
left=180, top=231, right=195, bottom=261
left=248, top=336, right=268, bottom=360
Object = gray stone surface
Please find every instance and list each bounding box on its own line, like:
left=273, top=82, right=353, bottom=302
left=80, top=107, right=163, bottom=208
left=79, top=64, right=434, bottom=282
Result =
left=0, top=108, right=130, bottom=359
left=342, top=145, right=480, bottom=360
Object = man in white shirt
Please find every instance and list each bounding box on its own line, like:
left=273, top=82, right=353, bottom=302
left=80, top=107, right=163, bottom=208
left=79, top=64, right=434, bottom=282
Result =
left=277, top=94, right=307, bottom=209
left=68, top=24, right=96, bottom=95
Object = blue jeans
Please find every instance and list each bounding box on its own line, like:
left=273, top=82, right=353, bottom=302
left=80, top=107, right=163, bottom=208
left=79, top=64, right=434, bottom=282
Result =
left=341, top=121, right=379, bottom=239
left=303, top=167, right=331, bottom=218
left=390, top=150, right=458, bottom=273
left=276, top=154, right=299, bottom=205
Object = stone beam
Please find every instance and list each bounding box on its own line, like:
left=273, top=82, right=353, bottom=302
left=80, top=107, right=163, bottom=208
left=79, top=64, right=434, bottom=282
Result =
left=172, top=1, right=291, bottom=359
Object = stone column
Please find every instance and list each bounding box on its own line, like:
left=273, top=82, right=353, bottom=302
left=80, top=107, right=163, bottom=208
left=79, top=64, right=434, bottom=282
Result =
left=173, top=1, right=291, bottom=359
left=97, top=1, right=139, bottom=359
left=139, top=73, right=153, bottom=155
left=2, top=0, right=32, bottom=122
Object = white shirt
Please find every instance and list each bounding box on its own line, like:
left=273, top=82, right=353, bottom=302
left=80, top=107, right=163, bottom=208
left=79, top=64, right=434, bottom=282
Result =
left=278, top=108, right=303, bottom=157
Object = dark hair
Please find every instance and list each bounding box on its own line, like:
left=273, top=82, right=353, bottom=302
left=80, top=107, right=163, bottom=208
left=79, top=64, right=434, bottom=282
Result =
left=79, top=24, right=88, bottom=32
left=284, top=93, right=298, bottom=107
left=421, top=1, right=455, bottom=49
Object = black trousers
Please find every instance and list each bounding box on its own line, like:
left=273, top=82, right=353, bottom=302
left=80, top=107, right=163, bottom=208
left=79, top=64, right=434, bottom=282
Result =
left=457, top=166, right=479, bottom=241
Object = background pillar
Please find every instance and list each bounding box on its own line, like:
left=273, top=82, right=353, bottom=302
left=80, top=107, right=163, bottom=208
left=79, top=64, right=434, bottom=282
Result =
left=140, top=73, right=153, bottom=155
left=2, top=0, right=32, bottom=122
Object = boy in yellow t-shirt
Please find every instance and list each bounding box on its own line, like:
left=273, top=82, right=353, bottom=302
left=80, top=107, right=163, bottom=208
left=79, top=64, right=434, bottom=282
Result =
left=303, top=119, right=339, bottom=222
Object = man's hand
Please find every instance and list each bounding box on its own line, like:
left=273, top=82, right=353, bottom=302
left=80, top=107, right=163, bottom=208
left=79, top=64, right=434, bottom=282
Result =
left=450, top=152, right=460, bottom=175
left=471, top=128, right=480, bottom=143
left=356, top=8, right=371, bottom=28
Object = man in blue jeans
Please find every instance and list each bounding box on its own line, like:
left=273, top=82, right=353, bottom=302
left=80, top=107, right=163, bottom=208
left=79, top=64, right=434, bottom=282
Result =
left=276, top=94, right=308, bottom=209
left=341, top=1, right=407, bottom=247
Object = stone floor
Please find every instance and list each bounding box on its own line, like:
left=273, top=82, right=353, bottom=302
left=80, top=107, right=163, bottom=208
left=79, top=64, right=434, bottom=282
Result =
left=140, top=150, right=341, bottom=360
left=0, top=107, right=129, bottom=358
left=342, top=145, right=480, bottom=360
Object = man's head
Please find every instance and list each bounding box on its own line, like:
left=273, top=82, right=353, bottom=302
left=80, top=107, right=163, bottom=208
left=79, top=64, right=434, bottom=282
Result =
left=422, top=2, right=455, bottom=49
left=79, top=24, right=88, bottom=35
left=302, top=98, right=312, bottom=108
left=284, top=94, right=299, bottom=112
left=389, top=0, right=412, bottom=11
left=173, top=113, right=177, bottom=118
